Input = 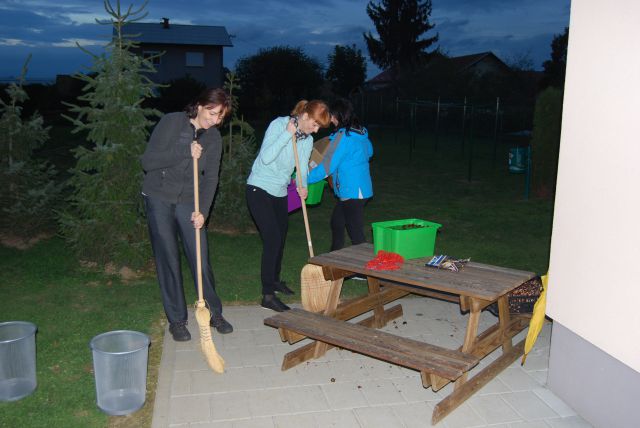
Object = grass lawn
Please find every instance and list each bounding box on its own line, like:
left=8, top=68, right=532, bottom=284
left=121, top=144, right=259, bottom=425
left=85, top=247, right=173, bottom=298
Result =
left=0, top=124, right=553, bottom=427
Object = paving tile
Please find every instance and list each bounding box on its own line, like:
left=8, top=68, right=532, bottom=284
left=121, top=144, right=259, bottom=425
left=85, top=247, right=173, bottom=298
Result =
left=190, top=421, right=234, bottom=428
left=321, top=380, right=368, bottom=410
left=358, top=378, right=406, bottom=406
left=509, top=421, right=553, bottom=428
left=259, top=364, right=302, bottom=387
left=392, top=375, right=440, bottom=402
left=174, top=349, right=210, bottom=371
left=152, top=301, right=587, bottom=428
left=390, top=402, right=437, bottom=428
left=353, top=405, right=405, bottom=428
left=209, top=391, right=254, bottom=421
left=273, top=412, right=318, bottom=428
left=498, top=367, right=544, bottom=391
left=232, top=417, right=275, bottom=428
left=283, top=385, right=330, bottom=413
left=246, top=388, right=293, bottom=417
left=168, top=394, right=211, bottom=424
left=313, top=409, right=361, bottom=427
left=545, top=416, right=593, bottom=428
left=171, top=370, right=191, bottom=395
left=467, top=394, right=521, bottom=424
left=532, top=388, right=577, bottom=418
left=440, top=402, right=486, bottom=428
left=192, top=366, right=265, bottom=393
left=502, top=391, right=558, bottom=420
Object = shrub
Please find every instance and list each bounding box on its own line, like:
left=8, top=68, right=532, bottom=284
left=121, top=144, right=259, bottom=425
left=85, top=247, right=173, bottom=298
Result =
left=531, top=87, right=563, bottom=198
left=0, top=56, right=62, bottom=236
left=212, top=72, right=257, bottom=232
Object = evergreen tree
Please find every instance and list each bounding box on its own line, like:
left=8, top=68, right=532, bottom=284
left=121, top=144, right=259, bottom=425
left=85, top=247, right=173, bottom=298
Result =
left=0, top=55, right=62, bottom=236
left=59, top=0, right=160, bottom=267
left=212, top=72, right=257, bottom=231
left=363, top=0, right=439, bottom=70
left=542, top=27, right=569, bottom=89
left=326, top=44, right=367, bottom=97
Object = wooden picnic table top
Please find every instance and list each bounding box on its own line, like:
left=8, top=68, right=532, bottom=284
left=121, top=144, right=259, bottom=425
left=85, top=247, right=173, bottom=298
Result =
left=308, top=243, right=535, bottom=302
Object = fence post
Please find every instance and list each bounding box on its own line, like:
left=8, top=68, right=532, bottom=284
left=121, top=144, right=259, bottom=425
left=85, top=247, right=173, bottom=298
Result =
left=435, top=96, right=441, bottom=152
left=467, top=106, right=475, bottom=182
left=460, top=97, right=467, bottom=155
left=492, top=97, right=500, bottom=167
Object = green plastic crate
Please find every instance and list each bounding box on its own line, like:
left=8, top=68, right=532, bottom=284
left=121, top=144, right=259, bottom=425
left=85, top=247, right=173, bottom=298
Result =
left=306, top=180, right=326, bottom=205
left=372, top=218, right=442, bottom=259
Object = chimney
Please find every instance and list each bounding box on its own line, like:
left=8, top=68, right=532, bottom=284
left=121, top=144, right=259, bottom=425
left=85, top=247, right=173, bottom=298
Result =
left=162, top=18, right=170, bottom=29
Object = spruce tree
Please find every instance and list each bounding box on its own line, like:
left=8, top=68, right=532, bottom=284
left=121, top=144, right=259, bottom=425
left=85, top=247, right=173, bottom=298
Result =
left=0, top=55, right=62, bottom=236
left=363, top=0, right=439, bottom=70
left=60, top=0, right=160, bottom=267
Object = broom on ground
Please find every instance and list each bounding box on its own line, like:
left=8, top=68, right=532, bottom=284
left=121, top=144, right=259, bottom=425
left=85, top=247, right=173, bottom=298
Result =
left=192, top=148, right=225, bottom=374
left=291, top=135, right=333, bottom=313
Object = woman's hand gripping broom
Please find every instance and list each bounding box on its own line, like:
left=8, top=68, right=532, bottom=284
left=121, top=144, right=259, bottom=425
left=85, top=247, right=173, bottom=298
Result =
left=192, top=144, right=225, bottom=373
left=291, top=135, right=333, bottom=313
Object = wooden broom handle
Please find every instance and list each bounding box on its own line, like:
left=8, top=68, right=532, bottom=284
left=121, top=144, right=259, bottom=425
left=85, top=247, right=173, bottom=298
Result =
left=291, top=134, right=314, bottom=258
left=193, top=147, right=204, bottom=302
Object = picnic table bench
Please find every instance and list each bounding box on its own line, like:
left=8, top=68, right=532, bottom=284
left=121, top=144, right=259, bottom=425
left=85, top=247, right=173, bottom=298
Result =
left=264, top=243, right=534, bottom=424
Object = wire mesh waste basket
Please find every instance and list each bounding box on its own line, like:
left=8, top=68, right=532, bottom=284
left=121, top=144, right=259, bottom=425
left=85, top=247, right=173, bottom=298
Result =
left=0, top=321, right=37, bottom=402
left=90, top=330, right=150, bottom=415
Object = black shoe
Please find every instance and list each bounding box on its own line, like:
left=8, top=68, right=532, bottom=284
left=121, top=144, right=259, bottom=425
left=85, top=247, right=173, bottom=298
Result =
left=274, top=280, right=295, bottom=295
left=210, top=314, right=233, bottom=334
left=261, top=294, right=290, bottom=312
left=169, top=320, right=191, bottom=342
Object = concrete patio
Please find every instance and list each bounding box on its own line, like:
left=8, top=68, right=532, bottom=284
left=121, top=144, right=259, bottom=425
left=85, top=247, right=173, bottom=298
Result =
left=151, top=293, right=593, bottom=428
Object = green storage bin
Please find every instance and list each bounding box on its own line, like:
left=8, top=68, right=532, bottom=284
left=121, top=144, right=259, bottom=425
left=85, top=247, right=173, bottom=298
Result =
left=306, top=180, right=326, bottom=205
left=372, top=218, right=442, bottom=259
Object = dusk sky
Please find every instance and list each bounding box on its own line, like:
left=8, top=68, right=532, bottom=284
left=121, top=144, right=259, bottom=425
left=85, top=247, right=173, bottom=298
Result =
left=0, top=0, right=571, bottom=81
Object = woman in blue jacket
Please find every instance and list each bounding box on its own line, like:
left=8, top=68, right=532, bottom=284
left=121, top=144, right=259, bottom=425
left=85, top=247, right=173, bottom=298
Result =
left=246, top=100, right=331, bottom=312
left=308, top=98, right=373, bottom=251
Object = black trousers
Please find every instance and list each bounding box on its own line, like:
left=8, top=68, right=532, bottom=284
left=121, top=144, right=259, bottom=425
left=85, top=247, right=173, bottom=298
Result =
left=144, top=195, right=222, bottom=324
left=330, top=198, right=368, bottom=251
left=246, top=185, right=288, bottom=296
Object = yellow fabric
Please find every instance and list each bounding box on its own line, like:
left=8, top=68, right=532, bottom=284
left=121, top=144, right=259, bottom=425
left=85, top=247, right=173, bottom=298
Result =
left=522, top=273, right=548, bottom=365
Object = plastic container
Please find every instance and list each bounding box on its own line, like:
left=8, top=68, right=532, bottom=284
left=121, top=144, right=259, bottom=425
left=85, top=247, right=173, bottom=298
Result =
left=372, top=218, right=442, bottom=259
left=0, top=321, right=37, bottom=402
left=306, top=180, right=326, bottom=205
left=508, top=146, right=529, bottom=173
left=90, top=330, right=150, bottom=415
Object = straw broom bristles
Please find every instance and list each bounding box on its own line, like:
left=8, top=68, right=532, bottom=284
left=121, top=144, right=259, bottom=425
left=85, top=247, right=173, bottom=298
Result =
left=195, top=300, right=225, bottom=373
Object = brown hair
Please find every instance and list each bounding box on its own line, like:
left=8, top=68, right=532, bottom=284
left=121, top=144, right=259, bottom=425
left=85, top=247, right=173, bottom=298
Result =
left=184, top=88, right=232, bottom=121
left=290, top=99, right=331, bottom=128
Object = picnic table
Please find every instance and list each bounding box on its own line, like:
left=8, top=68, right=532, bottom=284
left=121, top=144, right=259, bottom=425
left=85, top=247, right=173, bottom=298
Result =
left=264, top=243, right=535, bottom=424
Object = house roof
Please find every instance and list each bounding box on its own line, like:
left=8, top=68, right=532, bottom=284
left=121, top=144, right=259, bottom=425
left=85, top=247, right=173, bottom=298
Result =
left=120, top=21, right=233, bottom=47
left=366, top=51, right=511, bottom=86
left=448, top=51, right=510, bottom=74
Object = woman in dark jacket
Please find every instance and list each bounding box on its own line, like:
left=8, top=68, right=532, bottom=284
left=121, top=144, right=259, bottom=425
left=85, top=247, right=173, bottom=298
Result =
left=141, top=88, right=233, bottom=342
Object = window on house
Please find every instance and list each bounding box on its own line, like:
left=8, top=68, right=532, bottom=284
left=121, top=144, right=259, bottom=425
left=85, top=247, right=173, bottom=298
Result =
left=185, top=52, right=204, bottom=67
left=142, top=50, right=161, bottom=65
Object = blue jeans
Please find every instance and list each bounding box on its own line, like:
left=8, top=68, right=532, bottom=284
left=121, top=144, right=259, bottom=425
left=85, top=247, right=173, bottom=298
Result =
left=144, top=195, right=223, bottom=324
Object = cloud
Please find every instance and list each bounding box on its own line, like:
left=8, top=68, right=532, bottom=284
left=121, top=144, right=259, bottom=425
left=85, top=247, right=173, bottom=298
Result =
left=0, top=38, right=34, bottom=47
left=51, top=38, right=106, bottom=48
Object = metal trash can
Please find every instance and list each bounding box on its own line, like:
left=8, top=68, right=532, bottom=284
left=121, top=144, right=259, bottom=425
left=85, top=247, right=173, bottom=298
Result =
left=0, top=321, right=38, bottom=402
left=90, top=330, right=150, bottom=415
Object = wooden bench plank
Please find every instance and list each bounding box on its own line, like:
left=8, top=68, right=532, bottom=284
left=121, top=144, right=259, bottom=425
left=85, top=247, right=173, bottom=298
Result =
left=265, top=309, right=479, bottom=381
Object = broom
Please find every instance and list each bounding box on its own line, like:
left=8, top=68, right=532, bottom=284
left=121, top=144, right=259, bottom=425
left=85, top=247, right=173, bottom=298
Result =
left=192, top=147, right=225, bottom=374
left=291, top=135, right=333, bottom=313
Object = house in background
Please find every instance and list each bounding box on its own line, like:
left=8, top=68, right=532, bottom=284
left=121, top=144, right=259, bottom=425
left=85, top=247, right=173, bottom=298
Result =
left=120, top=18, right=233, bottom=87
left=364, top=51, right=513, bottom=91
